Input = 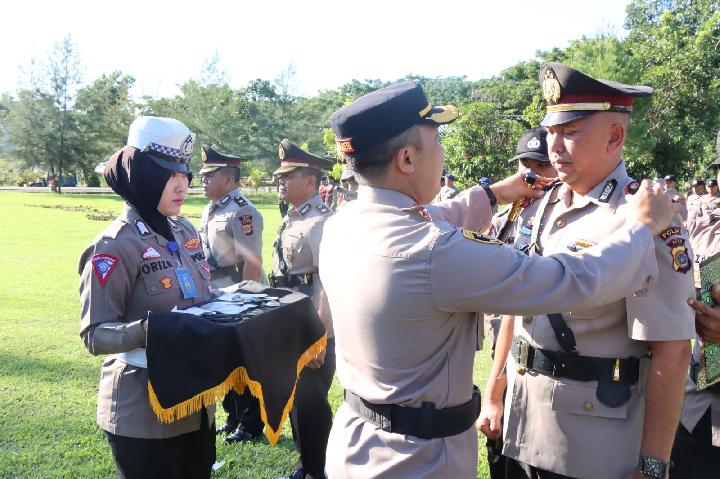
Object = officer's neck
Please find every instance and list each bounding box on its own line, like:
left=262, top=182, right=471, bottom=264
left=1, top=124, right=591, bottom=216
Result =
left=212, top=183, right=239, bottom=202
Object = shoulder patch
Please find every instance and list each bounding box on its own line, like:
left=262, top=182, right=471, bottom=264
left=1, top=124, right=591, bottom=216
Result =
left=317, top=204, right=330, bottom=214
left=599, top=179, right=617, bottom=203
left=234, top=195, right=248, bottom=207
left=462, top=229, right=503, bottom=245
left=659, top=226, right=682, bottom=241
left=299, top=204, right=311, bottom=215
left=667, top=237, right=691, bottom=274
left=135, top=220, right=151, bottom=236
left=91, top=253, right=120, bottom=286
left=240, top=215, right=253, bottom=235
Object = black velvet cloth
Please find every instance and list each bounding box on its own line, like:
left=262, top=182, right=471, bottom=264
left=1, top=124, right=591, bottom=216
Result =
left=146, top=282, right=326, bottom=440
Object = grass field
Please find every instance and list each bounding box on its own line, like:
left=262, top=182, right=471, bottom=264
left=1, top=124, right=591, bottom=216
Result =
left=0, top=190, right=493, bottom=478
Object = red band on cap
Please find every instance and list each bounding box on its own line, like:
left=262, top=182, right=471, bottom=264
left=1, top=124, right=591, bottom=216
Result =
left=556, top=94, right=634, bottom=107
left=336, top=138, right=355, bottom=153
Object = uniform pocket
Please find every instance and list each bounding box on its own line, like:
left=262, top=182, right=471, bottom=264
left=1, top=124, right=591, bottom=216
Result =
left=551, top=381, right=629, bottom=419
left=140, top=263, right=179, bottom=295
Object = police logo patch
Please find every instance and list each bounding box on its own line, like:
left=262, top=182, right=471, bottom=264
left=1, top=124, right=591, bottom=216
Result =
left=667, top=237, right=690, bottom=274
left=598, top=179, right=617, bottom=203
left=462, top=229, right=503, bottom=245
left=240, top=215, right=253, bottom=235
left=527, top=137, right=541, bottom=150
left=180, top=134, right=194, bottom=157
left=336, top=138, right=355, bottom=154
left=91, top=254, right=119, bottom=286
left=299, top=204, right=311, bottom=215
left=141, top=247, right=161, bottom=260
left=660, top=226, right=682, bottom=241
left=234, top=196, right=248, bottom=207
left=136, top=220, right=151, bottom=236
left=184, top=238, right=201, bottom=250
left=160, top=276, right=173, bottom=289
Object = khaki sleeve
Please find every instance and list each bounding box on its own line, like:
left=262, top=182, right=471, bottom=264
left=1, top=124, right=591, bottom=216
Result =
left=307, top=219, right=327, bottom=271
left=625, top=221, right=696, bottom=341
left=427, top=185, right=493, bottom=232
left=430, top=222, right=659, bottom=316
left=228, top=209, right=263, bottom=261
left=78, top=238, right=146, bottom=355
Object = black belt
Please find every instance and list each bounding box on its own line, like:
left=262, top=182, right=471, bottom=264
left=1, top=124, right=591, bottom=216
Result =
left=511, top=337, right=640, bottom=384
left=344, top=387, right=481, bottom=439
left=213, top=264, right=244, bottom=283
left=267, top=273, right=313, bottom=288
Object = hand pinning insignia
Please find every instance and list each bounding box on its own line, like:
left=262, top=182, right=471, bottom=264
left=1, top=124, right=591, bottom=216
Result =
left=462, top=229, right=503, bottom=245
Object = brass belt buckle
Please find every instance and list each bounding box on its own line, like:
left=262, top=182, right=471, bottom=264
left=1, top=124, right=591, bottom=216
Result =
left=517, top=340, right=529, bottom=375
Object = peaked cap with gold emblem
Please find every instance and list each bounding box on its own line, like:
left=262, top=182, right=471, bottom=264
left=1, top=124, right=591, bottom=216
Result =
left=198, top=145, right=248, bottom=175
left=273, top=139, right=335, bottom=175
left=329, top=80, right=458, bottom=155
left=538, top=62, right=653, bottom=127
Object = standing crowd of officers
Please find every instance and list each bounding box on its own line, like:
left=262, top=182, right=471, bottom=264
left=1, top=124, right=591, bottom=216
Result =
left=77, top=61, right=720, bottom=479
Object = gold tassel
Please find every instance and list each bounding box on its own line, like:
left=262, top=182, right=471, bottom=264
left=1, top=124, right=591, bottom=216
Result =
left=147, top=333, right=328, bottom=447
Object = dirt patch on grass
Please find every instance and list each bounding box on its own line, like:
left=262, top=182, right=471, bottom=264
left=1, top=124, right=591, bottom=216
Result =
left=25, top=204, right=201, bottom=221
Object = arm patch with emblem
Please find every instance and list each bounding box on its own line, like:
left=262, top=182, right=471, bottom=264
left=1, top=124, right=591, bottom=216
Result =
left=240, top=215, right=253, bottom=235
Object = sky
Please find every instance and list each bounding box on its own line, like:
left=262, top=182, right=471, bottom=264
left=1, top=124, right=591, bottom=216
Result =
left=1, top=0, right=632, bottom=99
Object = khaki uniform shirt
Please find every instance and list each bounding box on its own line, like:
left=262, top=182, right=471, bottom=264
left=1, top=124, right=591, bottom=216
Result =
left=199, top=187, right=263, bottom=288
left=504, top=163, right=695, bottom=479
left=687, top=193, right=704, bottom=223
left=683, top=212, right=720, bottom=446
left=271, top=194, right=333, bottom=336
left=78, top=206, right=213, bottom=439
left=439, top=184, right=460, bottom=201
left=320, top=185, right=661, bottom=479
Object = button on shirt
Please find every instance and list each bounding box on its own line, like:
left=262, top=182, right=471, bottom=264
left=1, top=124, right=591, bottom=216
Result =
left=320, top=185, right=662, bottom=478
left=504, top=162, right=696, bottom=479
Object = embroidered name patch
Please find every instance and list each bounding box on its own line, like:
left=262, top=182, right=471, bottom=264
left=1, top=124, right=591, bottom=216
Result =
left=140, top=260, right=173, bottom=275
left=667, top=237, right=690, bottom=274
left=660, top=226, right=682, bottom=241
left=91, top=254, right=119, bottom=286
left=141, top=247, right=161, bottom=260
left=462, top=229, right=503, bottom=245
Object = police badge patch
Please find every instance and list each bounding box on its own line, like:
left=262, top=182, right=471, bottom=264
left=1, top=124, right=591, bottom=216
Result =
left=667, top=237, right=691, bottom=274
left=240, top=215, right=253, bottom=235
left=91, top=253, right=119, bottom=286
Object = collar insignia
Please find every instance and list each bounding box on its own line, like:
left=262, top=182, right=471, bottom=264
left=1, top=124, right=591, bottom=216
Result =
left=598, top=179, right=617, bottom=203
left=299, top=204, right=311, bottom=215
left=136, top=220, right=151, bottom=236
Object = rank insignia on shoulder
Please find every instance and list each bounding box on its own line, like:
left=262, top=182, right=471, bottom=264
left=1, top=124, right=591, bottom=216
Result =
left=91, top=253, right=119, bottom=286
left=141, top=247, right=161, bottom=260
left=598, top=179, right=617, bottom=203
left=299, top=204, right=311, bottom=215
left=462, top=229, right=503, bottom=245
left=184, top=238, right=201, bottom=250
left=220, top=195, right=230, bottom=205
left=317, top=204, right=330, bottom=214
left=136, top=220, right=151, bottom=236
left=667, top=237, right=691, bottom=274
left=660, top=226, right=682, bottom=241
left=240, top=215, right=253, bottom=235
left=234, top=196, right=247, bottom=207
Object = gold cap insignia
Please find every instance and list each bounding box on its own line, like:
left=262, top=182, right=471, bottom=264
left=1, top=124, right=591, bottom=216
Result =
left=543, top=69, right=561, bottom=103
left=278, top=144, right=285, bottom=160
left=201, top=149, right=207, bottom=162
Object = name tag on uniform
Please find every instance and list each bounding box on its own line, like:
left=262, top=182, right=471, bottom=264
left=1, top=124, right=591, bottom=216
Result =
left=175, top=267, right=198, bottom=299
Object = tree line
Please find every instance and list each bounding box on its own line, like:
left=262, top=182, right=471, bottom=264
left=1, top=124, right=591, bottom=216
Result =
left=0, top=0, right=718, bottom=191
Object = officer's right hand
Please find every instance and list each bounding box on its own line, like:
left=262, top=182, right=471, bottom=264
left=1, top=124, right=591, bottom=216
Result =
left=476, top=398, right=503, bottom=439
left=489, top=172, right=550, bottom=205
left=625, top=179, right=678, bottom=236
left=687, top=285, right=720, bottom=343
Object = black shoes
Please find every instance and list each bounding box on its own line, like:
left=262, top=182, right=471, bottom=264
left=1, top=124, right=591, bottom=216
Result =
left=215, top=422, right=238, bottom=435
left=224, top=425, right=262, bottom=443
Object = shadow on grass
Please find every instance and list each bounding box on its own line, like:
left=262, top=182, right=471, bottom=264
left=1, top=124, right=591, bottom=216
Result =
left=0, top=349, right=100, bottom=385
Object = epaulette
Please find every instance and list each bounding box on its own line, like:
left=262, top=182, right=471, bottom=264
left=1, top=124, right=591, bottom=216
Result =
left=234, top=195, right=248, bottom=207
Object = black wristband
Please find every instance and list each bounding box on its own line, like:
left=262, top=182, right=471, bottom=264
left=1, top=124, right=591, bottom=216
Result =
left=481, top=185, right=497, bottom=208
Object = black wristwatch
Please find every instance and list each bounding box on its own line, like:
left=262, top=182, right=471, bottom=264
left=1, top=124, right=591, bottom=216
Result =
left=638, top=456, right=669, bottom=479
left=480, top=185, right=497, bottom=208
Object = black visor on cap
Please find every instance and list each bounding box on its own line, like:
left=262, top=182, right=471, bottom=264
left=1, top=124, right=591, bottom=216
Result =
left=508, top=151, right=550, bottom=164
left=147, top=153, right=192, bottom=174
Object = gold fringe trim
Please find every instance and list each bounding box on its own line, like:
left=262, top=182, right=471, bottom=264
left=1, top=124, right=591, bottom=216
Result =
left=147, top=333, right=327, bottom=447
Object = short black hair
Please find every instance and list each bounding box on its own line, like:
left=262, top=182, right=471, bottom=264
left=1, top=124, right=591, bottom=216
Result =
left=342, top=126, right=423, bottom=182
left=217, top=166, right=241, bottom=183
left=297, top=167, right=321, bottom=191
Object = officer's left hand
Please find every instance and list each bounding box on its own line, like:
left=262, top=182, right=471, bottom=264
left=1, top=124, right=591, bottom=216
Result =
left=306, top=348, right=326, bottom=369
left=490, top=172, right=551, bottom=205
left=687, top=284, right=720, bottom=343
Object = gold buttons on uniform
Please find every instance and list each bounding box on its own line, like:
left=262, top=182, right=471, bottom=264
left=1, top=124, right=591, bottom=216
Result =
left=555, top=218, right=566, bottom=229
left=583, top=402, right=594, bottom=412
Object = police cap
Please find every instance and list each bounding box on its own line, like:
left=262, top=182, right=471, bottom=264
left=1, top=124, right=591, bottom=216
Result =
left=508, top=127, right=549, bottom=164
left=329, top=80, right=458, bottom=155
left=692, top=179, right=706, bottom=187
left=538, top=62, right=653, bottom=127
left=127, top=116, right=195, bottom=173
left=199, top=145, right=247, bottom=175
left=273, top=139, right=334, bottom=175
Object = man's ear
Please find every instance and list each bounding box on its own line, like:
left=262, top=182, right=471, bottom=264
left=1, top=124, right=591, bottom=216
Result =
left=607, top=121, right=626, bottom=155
left=394, top=146, right=414, bottom=174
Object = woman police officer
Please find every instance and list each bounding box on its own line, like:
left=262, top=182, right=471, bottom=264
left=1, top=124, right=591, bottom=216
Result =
left=78, top=116, right=215, bottom=478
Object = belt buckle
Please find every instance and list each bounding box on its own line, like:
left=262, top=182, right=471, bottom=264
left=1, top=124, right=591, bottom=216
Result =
left=516, top=340, right=529, bottom=375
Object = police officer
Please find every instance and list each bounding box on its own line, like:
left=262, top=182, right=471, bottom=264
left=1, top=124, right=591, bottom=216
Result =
left=482, top=63, right=695, bottom=479
left=439, top=174, right=460, bottom=200
left=198, top=144, right=265, bottom=443
left=482, top=126, right=558, bottom=479
left=321, top=80, right=678, bottom=478
left=79, top=117, right=215, bottom=478
left=687, top=179, right=706, bottom=222
left=269, top=139, right=335, bottom=479
left=664, top=175, right=688, bottom=221
left=701, top=179, right=719, bottom=216
left=670, top=137, right=720, bottom=477
left=332, top=168, right=358, bottom=210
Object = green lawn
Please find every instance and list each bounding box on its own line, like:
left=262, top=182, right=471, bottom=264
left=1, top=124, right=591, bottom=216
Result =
left=0, top=191, right=493, bottom=478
